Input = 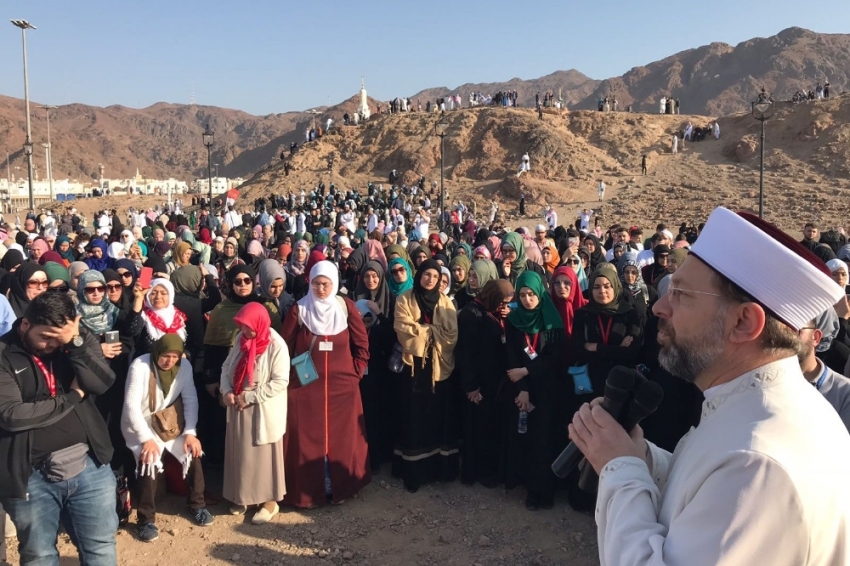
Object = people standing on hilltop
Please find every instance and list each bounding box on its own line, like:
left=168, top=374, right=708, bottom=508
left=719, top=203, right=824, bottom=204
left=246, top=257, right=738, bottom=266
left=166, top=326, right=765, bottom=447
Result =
left=597, top=180, right=606, bottom=201
left=519, top=194, right=526, bottom=216
left=824, top=80, right=831, bottom=99
left=659, top=96, right=666, bottom=114
left=714, top=122, right=720, bottom=140
left=641, top=155, right=648, bottom=175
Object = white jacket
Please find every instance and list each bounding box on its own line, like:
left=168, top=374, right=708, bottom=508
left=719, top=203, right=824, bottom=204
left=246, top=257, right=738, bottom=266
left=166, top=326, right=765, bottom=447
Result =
left=122, top=355, right=199, bottom=473
left=220, top=330, right=290, bottom=445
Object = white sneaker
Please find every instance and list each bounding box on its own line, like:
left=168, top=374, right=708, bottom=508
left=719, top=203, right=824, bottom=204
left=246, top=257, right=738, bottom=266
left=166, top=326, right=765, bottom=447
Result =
left=251, top=503, right=279, bottom=525
left=229, top=504, right=247, bottom=515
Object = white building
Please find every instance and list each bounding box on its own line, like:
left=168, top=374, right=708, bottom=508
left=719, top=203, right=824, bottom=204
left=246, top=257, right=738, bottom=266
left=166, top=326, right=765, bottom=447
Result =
left=192, top=176, right=244, bottom=195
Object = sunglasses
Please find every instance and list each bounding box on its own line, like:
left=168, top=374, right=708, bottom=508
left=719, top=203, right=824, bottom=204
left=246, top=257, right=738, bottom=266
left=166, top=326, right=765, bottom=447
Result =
left=27, top=279, right=49, bottom=289
left=232, top=277, right=252, bottom=286
left=106, top=283, right=123, bottom=292
left=48, top=285, right=69, bottom=293
left=119, top=272, right=133, bottom=279
left=391, top=267, right=406, bottom=275
left=84, top=285, right=106, bottom=295
left=567, top=260, right=580, bottom=265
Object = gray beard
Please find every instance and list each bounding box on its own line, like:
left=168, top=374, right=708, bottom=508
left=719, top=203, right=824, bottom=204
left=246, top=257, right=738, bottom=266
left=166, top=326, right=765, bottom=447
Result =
left=658, top=309, right=727, bottom=383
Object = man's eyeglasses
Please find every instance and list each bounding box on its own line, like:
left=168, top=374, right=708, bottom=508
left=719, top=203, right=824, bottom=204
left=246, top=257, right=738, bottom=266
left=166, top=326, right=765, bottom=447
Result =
left=667, top=286, right=723, bottom=302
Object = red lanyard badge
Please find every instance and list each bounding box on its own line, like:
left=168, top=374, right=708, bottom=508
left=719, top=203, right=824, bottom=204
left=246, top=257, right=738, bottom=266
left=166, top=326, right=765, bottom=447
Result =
left=32, top=356, right=56, bottom=397
left=597, top=316, right=614, bottom=346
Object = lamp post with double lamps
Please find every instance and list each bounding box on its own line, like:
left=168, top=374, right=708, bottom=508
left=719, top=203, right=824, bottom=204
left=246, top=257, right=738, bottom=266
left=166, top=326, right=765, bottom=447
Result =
left=202, top=125, right=214, bottom=207
left=11, top=19, right=36, bottom=210
left=751, top=100, right=775, bottom=219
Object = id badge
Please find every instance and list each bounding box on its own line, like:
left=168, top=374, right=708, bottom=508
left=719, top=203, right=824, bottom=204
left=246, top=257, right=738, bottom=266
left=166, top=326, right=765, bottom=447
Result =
left=319, top=341, right=334, bottom=352
left=524, top=346, right=538, bottom=360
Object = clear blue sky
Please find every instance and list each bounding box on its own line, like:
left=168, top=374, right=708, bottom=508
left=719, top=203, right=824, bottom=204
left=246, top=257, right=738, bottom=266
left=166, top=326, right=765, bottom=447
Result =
left=2, top=0, right=848, bottom=115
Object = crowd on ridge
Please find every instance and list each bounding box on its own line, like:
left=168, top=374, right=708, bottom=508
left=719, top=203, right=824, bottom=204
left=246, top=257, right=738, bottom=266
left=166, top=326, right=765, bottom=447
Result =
left=1, top=180, right=850, bottom=563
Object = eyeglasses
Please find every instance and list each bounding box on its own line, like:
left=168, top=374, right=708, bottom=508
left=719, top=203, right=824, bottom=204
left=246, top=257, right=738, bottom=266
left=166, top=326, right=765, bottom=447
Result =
left=798, top=327, right=817, bottom=333
left=667, top=286, right=723, bottom=302
left=84, top=285, right=106, bottom=295
left=552, top=280, right=571, bottom=287
left=232, top=278, right=252, bottom=286
left=567, top=260, right=580, bottom=265
left=391, top=267, right=406, bottom=275
left=501, top=247, right=516, bottom=254
left=27, top=279, right=49, bottom=289
left=119, top=272, right=133, bottom=279
left=106, top=283, right=123, bottom=292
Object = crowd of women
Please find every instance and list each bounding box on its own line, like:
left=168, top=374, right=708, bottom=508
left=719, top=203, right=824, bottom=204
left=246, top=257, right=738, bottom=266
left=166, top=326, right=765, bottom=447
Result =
left=7, top=203, right=850, bottom=543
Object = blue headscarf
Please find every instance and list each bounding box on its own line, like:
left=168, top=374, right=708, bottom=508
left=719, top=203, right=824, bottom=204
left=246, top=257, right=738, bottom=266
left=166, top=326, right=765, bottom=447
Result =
left=84, top=239, right=110, bottom=272
left=387, top=257, right=413, bottom=297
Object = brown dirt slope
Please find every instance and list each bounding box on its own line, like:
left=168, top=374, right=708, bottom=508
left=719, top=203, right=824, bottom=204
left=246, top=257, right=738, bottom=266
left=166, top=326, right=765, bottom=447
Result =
left=241, top=94, right=850, bottom=233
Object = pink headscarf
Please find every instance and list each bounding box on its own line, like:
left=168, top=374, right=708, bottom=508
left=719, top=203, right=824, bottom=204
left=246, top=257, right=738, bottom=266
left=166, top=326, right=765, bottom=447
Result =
left=473, top=245, right=491, bottom=260
left=364, top=240, right=388, bottom=270
left=489, top=236, right=502, bottom=260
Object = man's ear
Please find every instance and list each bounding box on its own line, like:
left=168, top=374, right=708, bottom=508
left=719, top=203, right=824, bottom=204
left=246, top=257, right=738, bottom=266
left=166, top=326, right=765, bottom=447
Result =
left=19, top=318, right=29, bottom=333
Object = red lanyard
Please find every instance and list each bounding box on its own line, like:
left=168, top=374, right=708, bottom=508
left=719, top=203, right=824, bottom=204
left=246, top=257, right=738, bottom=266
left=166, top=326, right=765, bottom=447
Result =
left=597, top=316, right=614, bottom=346
left=525, top=333, right=539, bottom=354
left=423, top=313, right=432, bottom=324
left=32, top=356, right=56, bottom=397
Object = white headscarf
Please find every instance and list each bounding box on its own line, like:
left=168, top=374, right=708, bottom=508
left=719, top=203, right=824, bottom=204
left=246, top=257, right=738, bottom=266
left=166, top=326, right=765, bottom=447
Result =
left=142, top=278, right=187, bottom=341
left=297, top=261, right=347, bottom=336
left=107, top=241, right=125, bottom=260
left=121, top=229, right=136, bottom=253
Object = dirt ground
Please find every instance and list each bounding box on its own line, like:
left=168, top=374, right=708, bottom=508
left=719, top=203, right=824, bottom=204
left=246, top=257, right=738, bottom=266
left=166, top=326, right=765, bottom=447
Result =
left=4, top=465, right=600, bottom=566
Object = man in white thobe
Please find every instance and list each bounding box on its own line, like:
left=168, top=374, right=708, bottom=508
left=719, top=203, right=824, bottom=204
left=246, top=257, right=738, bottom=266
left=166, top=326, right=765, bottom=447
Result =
left=545, top=206, right=558, bottom=230
left=597, top=180, right=606, bottom=201
left=569, top=207, right=850, bottom=566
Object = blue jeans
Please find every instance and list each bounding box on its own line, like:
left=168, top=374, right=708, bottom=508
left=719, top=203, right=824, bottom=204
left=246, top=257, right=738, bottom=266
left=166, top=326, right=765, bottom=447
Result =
left=1, top=455, right=118, bottom=566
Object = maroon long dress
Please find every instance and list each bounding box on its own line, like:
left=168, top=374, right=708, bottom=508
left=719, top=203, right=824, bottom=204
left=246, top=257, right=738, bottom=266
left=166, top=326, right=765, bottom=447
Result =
left=280, top=296, right=371, bottom=508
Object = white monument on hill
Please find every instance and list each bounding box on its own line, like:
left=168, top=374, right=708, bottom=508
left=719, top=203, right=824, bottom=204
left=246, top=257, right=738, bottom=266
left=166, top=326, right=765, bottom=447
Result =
left=358, top=77, right=371, bottom=120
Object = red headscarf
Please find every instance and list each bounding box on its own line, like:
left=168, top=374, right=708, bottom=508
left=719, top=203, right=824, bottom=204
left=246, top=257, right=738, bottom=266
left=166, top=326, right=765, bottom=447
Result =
left=277, top=243, right=292, bottom=263
left=550, top=266, right=587, bottom=334
left=232, top=303, right=272, bottom=395
left=198, top=227, right=213, bottom=244
left=305, top=249, right=327, bottom=282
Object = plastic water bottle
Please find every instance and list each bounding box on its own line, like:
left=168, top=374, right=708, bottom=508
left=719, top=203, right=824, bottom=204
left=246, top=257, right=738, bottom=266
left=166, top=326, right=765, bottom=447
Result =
left=518, top=410, right=528, bottom=434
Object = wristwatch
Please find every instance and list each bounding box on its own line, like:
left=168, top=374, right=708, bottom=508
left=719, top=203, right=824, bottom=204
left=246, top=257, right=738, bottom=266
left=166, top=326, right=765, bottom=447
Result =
left=71, top=335, right=84, bottom=348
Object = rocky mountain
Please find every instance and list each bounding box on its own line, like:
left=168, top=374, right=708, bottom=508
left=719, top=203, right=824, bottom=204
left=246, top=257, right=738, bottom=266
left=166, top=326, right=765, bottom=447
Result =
left=573, top=27, right=850, bottom=115
left=2, top=27, right=849, bottom=185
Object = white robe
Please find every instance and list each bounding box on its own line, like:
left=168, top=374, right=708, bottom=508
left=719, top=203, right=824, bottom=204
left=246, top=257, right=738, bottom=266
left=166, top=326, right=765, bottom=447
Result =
left=672, top=136, right=678, bottom=154
left=597, top=357, right=850, bottom=565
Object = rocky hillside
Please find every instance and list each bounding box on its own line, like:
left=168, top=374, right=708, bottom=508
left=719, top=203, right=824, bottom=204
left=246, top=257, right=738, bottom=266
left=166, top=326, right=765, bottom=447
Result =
left=0, top=94, right=379, bottom=182
left=240, top=94, right=850, bottom=232
left=574, top=27, right=850, bottom=115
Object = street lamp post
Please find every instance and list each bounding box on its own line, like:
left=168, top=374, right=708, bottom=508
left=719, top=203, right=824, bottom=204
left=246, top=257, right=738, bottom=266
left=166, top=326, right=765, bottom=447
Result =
left=751, top=100, right=775, bottom=219
left=22, top=140, right=33, bottom=210
left=434, top=111, right=449, bottom=231
left=202, top=125, right=214, bottom=208
left=11, top=19, right=36, bottom=211
left=38, top=105, right=57, bottom=201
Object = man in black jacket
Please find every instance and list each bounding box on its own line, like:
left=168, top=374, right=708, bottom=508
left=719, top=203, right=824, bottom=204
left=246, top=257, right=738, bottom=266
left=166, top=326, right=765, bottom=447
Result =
left=0, top=292, right=117, bottom=565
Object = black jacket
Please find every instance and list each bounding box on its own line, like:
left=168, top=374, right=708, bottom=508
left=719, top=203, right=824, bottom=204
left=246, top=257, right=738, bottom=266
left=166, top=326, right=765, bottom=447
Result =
left=0, top=324, right=116, bottom=498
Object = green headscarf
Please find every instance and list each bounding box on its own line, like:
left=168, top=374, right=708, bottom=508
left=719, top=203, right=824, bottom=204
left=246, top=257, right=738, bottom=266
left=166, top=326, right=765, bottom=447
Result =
left=386, top=244, right=413, bottom=272
left=151, top=334, right=184, bottom=396
left=501, top=232, right=527, bottom=280
left=469, top=259, right=498, bottom=297
left=43, top=261, right=69, bottom=284
left=171, top=265, right=204, bottom=298
left=585, top=264, right=624, bottom=314
left=453, top=242, right=473, bottom=260
left=449, top=254, right=471, bottom=295
left=508, top=271, right=564, bottom=334
left=315, top=232, right=329, bottom=245
left=387, top=257, right=414, bottom=297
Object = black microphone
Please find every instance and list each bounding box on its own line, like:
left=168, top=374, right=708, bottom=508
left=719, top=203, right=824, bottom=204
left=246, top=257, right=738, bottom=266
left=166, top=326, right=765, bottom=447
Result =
left=577, top=379, right=665, bottom=492
left=551, top=367, right=636, bottom=479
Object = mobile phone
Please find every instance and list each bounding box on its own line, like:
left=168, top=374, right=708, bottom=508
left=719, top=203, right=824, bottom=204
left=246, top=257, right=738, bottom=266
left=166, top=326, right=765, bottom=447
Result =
left=138, top=267, right=153, bottom=289
left=104, top=331, right=120, bottom=344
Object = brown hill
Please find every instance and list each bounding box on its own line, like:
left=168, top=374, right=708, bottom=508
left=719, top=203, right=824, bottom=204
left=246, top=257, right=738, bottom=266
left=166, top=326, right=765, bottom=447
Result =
left=0, top=94, right=381, bottom=182
left=574, top=27, right=850, bottom=115
left=240, top=95, right=850, bottom=233
left=409, top=70, right=600, bottom=109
